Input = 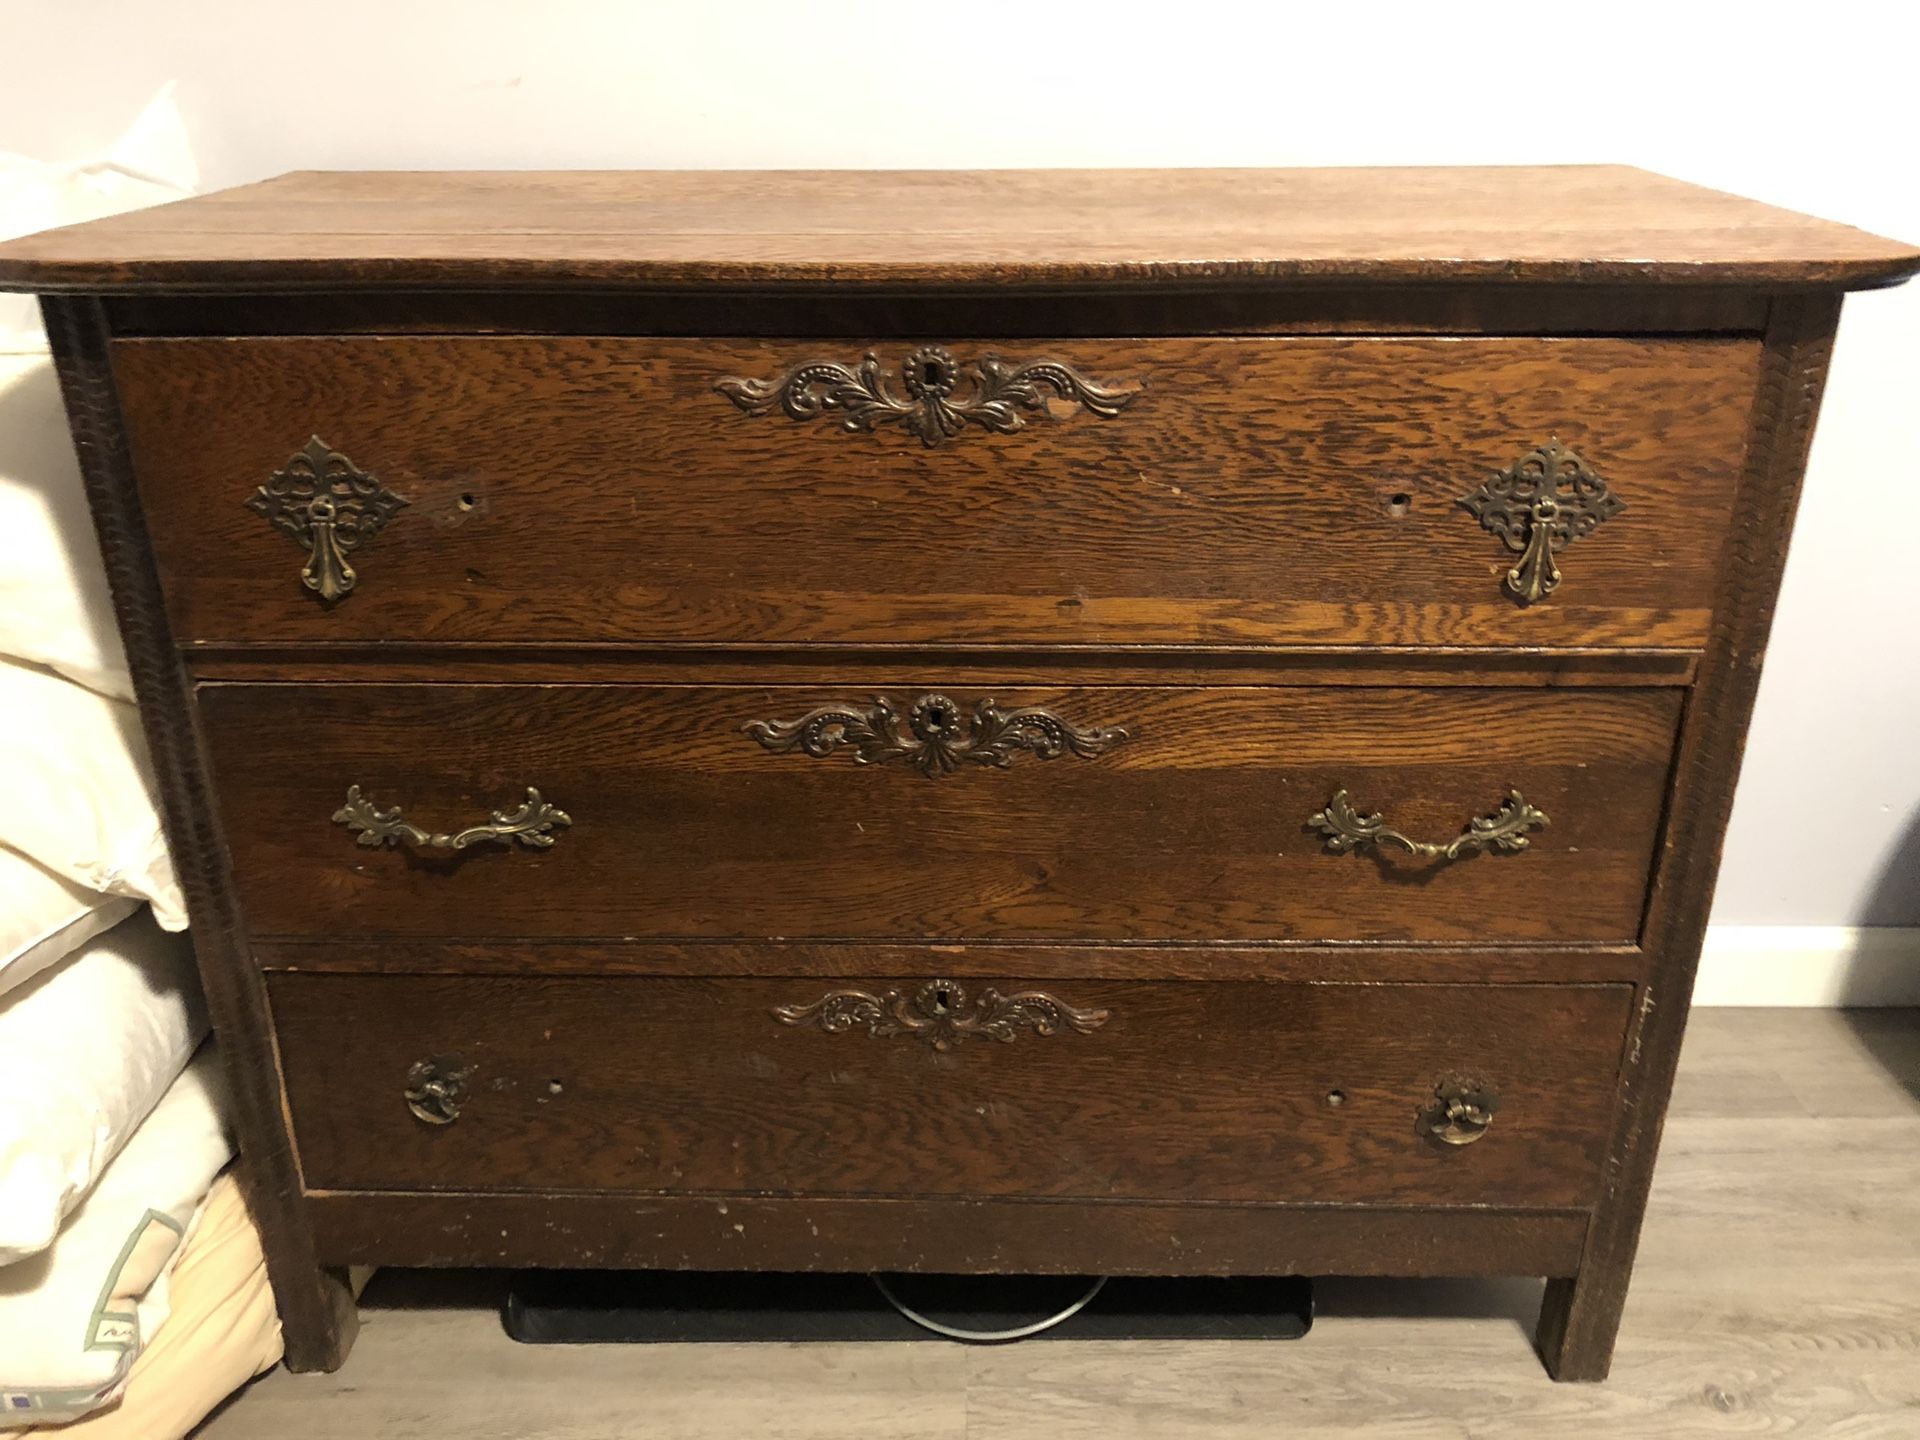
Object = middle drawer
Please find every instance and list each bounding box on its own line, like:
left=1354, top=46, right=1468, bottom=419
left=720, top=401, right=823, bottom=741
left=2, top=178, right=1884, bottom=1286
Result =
left=198, top=682, right=1680, bottom=944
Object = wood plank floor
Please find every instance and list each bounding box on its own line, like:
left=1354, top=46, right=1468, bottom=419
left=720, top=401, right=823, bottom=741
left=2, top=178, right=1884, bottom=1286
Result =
left=197, top=1008, right=1920, bottom=1438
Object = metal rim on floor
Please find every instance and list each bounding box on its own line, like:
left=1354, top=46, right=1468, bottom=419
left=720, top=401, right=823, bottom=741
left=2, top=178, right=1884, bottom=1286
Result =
left=869, top=1274, right=1109, bottom=1343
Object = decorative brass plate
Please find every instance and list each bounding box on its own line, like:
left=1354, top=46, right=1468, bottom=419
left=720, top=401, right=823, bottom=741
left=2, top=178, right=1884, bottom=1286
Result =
left=404, top=1055, right=471, bottom=1125
left=745, top=692, right=1128, bottom=778
left=333, top=785, right=571, bottom=850
left=774, top=979, right=1110, bottom=1052
left=1310, top=790, right=1548, bottom=862
left=245, top=436, right=408, bottom=603
left=715, top=346, right=1140, bottom=447
left=1457, top=439, right=1625, bottom=603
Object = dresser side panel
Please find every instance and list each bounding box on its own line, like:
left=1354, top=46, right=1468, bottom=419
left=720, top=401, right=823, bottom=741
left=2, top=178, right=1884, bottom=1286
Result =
left=37, top=294, right=358, bottom=1373
left=1536, top=291, right=1845, bottom=1380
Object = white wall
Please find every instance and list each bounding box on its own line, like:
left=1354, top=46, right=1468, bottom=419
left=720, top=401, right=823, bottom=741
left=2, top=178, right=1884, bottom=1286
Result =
left=7, top=0, right=1918, bottom=939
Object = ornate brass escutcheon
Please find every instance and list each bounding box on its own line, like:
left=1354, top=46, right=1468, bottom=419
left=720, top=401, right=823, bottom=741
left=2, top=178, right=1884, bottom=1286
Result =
left=332, top=786, right=571, bottom=850
left=715, top=346, right=1140, bottom=447
left=1457, top=439, right=1626, bottom=604
left=773, top=978, right=1110, bottom=1052
left=404, top=1055, right=472, bottom=1126
left=245, top=436, right=408, bottom=603
left=745, top=692, right=1128, bottom=778
left=1418, top=1077, right=1499, bottom=1147
left=1309, top=790, right=1548, bottom=862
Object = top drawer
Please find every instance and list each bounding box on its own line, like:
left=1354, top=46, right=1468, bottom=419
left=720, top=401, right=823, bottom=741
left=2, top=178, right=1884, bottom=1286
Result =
left=111, top=334, right=1760, bottom=651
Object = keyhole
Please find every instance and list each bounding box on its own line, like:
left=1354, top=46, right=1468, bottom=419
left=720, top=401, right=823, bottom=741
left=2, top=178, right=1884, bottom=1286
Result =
left=920, top=359, right=947, bottom=389
left=1385, top=492, right=1412, bottom=517
left=926, top=704, right=949, bottom=727
left=457, top=493, right=478, bottom=511
left=930, top=986, right=955, bottom=1014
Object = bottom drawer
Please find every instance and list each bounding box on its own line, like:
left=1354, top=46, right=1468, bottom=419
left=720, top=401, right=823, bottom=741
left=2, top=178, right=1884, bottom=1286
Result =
left=272, top=973, right=1630, bottom=1209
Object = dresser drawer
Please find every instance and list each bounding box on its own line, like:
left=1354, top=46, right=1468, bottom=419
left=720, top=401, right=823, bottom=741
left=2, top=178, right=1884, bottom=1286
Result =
left=117, top=334, right=1758, bottom=650
left=199, top=682, right=1680, bottom=943
left=270, top=971, right=1631, bottom=1208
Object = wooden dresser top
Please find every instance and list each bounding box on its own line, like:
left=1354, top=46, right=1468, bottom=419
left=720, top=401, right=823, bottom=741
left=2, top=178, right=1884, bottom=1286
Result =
left=2, top=166, right=1916, bottom=293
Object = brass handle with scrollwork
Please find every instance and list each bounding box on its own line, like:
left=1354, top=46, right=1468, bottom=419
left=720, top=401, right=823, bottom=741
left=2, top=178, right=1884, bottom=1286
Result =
left=332, top=786, right=571, bottom=850
left=1418, top=1078, right=1499, bottom=1147
left=1308, top=789, right=1547, bottom=861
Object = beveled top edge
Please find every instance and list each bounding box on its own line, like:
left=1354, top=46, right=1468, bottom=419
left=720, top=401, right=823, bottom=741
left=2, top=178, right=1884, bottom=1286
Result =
left=2, top=165, right=1916, bottom=293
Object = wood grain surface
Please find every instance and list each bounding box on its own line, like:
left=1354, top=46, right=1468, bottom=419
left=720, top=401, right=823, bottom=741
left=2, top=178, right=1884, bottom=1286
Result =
left=269, top=973, right=1631, bottom=1208
left=197, top=682, right=1683, bottom=944
left=22, top=166, right=1906, bottom=1389
left=306, top=1194, right=1589, bottom=1280
left=115, top=334, right=1759, bottom=650
left=193, top=1009, right=1920, bottom=1438
left=101, top=284, right=1774, bottom=340
left=3, top=167, right=1917, bottom=290
left=182, top=647, right=1700, bottom=690
left=250, top=938, right=1649, bottom=987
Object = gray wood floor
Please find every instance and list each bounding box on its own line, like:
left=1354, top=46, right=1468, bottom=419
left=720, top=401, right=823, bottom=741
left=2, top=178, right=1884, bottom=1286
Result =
left=197, top=1008, right=1920, bottom=1438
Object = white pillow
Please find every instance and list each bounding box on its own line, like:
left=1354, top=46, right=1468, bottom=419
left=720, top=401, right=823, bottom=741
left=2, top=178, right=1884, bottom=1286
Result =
left=0, top=658, right=185, bottom=929
left=0, top=1044, right=232, bottom=1428
left=0, top=843, right=138, bottom=1002
left=0, top=909, right=207, bottom=1264
left=0, top=355, right=131, bottom=699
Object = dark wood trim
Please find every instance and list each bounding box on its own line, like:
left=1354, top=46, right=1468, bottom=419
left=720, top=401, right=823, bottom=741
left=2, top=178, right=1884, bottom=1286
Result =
left=1533, top=291, right=1845, bottom=1381
left=13, top=257, right=1918, bottom=296
left=102, top=285, right=1770, bottom=339
left=306, top=1191, right=1590, bottom=1279
left=183, top=646, right=1699, bottom=689
left=253, top=940, right=1648, bottom=987
left=39, top=294, right=357, bottom=1374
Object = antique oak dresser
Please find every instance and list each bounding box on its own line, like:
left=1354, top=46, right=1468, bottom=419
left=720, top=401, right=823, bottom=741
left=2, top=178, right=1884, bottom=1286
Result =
left=2, top=168, right=1914, bottom=1381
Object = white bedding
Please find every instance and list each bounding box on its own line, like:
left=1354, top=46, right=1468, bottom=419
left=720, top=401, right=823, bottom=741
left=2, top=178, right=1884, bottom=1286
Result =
left=0, top=658, right=186, bottom=930
left=0, top=845, right=137, bottom=1002
left=0, top=910, right=206, bottom=1264
left=0, top=1044, right=233, bottom=1427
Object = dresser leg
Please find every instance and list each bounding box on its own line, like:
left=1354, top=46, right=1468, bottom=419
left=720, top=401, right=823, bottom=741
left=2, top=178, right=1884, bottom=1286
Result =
left=1534, top=1271, right=1621, bottom=1381
left=278, top=1266, right=361, bottom=1373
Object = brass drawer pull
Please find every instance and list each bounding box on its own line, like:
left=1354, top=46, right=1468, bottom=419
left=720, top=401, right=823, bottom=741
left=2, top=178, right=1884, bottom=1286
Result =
left=1309, top=789, right=1547, bottom=861
left=404, top=1055, right=471, bottom=1126
left=745, top=692, right=1128, bottom=779
left=1458, top=439, right=1626, bottom=604
left=333, top=785, right=571, bottom=850
left=245, top=436, right=408, bottom=604
left=715, top=346, right=1140, bottom=448
left=1418, top=1078, right=1498, bottom=1147
left=774, top=979, right=1110, bottom=1053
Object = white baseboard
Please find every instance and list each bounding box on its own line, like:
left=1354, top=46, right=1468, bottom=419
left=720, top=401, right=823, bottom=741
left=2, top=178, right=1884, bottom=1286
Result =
left=1693, top=926, right=1920, bottom=1006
